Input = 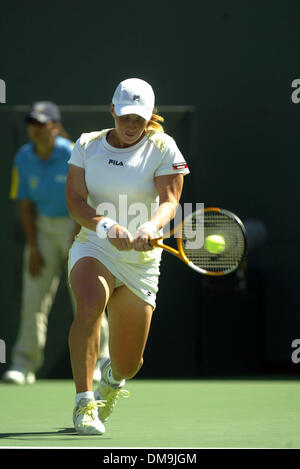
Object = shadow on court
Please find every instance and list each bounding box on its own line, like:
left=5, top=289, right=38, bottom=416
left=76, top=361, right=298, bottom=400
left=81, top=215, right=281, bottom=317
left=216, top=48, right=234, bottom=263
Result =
left=0, top=428, right=112, bottom=441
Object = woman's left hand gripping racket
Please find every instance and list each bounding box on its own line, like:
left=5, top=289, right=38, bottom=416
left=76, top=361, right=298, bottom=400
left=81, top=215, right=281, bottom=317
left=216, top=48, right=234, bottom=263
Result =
left=149, top=207, right=247, bottom=276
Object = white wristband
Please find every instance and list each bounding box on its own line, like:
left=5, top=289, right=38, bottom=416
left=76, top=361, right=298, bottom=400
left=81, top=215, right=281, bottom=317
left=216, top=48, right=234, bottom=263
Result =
left=96, top=217, right=118, bottom=239
left=138, top=221, right=158, bottom=238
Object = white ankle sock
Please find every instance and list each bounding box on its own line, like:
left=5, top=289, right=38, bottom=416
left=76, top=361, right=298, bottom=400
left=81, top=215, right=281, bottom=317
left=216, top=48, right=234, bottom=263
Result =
left=107, top=368, right=125, bottom=387
left=76, top=391, right=94, bottom=405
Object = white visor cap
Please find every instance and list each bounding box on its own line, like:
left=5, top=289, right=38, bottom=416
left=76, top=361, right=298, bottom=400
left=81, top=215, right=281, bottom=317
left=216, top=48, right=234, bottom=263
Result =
left=112, top=78, right=155, bottom=121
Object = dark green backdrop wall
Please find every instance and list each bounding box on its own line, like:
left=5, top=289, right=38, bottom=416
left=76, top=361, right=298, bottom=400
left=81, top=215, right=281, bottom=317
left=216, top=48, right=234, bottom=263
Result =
left=1, top=0, right=300, bottom=378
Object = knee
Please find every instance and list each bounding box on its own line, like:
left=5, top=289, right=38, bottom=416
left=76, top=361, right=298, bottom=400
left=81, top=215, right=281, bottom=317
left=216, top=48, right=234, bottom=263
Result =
left=75, top=299, right=106, bottom=325
left=70, top=265, right=110, bottom=325
left=113, top=357, right=144, bottom=380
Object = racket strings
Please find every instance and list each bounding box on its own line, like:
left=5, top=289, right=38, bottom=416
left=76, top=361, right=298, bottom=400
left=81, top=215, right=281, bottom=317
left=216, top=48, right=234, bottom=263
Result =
left=181, top=211, right=246, bottom=273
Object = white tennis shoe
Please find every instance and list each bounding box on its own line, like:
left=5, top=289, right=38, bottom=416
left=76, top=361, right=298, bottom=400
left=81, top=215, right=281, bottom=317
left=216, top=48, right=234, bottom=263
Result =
left=73, top=398, right=106, bottom=435
left=94, top=357, right=129, bottom=422
left=2, top=369, right=36, bottom=385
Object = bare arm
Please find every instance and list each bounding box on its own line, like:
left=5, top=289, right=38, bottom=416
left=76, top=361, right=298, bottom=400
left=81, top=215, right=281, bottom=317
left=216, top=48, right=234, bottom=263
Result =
left=19, top=200, right=45, bottom=276
left=19, top=200, right=38, bottom=248
left=151, top=173, right=183, bottom=229
left=70, top=223, right=82, bottom=242
left=132, top=173, right=184, bottom=251
left=65, top=164, right=100, bottom=231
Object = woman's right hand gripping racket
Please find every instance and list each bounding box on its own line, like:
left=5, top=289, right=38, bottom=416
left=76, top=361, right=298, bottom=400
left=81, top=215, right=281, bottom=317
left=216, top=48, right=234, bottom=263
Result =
left=149, top=207, right=247, bottom=276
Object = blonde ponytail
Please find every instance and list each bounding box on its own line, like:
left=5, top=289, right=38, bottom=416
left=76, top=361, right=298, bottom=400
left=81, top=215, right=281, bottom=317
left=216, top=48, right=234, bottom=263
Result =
left=146, top=109, right=165, bottom=133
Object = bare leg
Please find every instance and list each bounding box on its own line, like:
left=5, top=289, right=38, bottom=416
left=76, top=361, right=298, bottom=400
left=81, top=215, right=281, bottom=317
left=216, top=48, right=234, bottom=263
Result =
left=107, top=285, right=153, bottom=381
left=69, top=257, right=115, bottom=393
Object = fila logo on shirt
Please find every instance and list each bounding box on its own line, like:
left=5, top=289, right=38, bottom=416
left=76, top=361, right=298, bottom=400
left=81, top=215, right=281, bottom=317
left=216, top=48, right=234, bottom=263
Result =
left=108, top=159, right=124, bottom=166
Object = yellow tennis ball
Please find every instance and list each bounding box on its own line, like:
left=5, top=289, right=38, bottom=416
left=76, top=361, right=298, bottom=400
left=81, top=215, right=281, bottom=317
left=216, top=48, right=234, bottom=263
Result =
left=204, top=235, right=226, bottom=254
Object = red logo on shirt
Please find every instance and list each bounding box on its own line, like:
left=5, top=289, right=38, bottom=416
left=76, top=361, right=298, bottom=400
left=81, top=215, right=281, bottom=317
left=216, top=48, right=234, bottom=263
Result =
left=173, top=162, right=188, bottom=170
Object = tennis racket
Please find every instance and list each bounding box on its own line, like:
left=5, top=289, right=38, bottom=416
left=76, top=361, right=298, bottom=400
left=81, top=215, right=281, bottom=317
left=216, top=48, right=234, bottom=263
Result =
left=150, top=207, right=247, bottom=276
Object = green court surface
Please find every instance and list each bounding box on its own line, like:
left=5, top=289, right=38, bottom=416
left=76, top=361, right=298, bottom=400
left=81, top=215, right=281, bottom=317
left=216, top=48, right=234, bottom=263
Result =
left=0, top=379, right=299, bottom=448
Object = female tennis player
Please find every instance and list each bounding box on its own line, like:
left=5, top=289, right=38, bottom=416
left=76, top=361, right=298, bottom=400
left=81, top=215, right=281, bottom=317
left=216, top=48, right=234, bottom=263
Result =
left=66, top=78, right=190, bottom=435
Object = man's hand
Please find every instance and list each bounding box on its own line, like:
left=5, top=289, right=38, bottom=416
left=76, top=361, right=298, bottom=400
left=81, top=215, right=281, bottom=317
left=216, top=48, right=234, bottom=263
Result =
left=28, top=247, right=45, bottom=276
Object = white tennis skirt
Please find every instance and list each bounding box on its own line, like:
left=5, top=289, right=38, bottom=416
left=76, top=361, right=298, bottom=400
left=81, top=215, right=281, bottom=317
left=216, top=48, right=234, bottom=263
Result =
left=68, top=240, right=161, bottom=309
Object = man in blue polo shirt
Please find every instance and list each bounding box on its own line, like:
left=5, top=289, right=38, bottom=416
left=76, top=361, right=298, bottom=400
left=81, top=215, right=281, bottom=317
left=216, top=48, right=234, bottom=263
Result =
left=3, top=102, right=109, bottom=384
